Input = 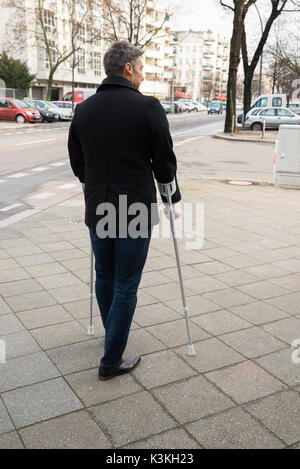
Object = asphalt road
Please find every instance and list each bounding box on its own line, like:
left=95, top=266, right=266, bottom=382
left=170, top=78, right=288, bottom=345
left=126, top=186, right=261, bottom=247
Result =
left=0, top=113, right=224, bottom=224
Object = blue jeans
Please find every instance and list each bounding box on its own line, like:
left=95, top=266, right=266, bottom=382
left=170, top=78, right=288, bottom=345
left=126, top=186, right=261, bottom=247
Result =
left=89, top=227, right=152, bottom=367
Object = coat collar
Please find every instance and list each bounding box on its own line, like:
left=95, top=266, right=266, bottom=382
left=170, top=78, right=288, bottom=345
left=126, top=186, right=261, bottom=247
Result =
left=97, top=76, right=141, bottom=94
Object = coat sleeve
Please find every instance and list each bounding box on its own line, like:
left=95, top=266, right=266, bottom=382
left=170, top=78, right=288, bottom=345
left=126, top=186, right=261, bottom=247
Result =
left=147, top=97, right=181, bottom=204
left=68, top=105, right=85, bottom=183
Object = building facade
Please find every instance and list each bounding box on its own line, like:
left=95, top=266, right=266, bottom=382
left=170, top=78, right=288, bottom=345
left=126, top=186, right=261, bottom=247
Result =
left=172, top=29, right=230, bottom=101
left=0, top=0, right=174, bottom=100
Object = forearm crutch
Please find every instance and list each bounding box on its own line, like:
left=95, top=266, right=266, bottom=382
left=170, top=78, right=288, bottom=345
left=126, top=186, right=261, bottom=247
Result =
left=82, top=183, right=95, bottom=336
left=88, top=244, right=95, bottom=336
left=157, top=180, right=196, bottom=356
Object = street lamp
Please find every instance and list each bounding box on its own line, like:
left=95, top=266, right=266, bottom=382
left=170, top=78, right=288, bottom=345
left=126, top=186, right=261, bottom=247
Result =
left=254, top=4, right=263, bottom=96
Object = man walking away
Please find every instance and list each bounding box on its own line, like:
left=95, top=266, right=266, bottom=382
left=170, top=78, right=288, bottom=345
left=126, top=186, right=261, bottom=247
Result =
left=68, top=41, right=181, bottom=381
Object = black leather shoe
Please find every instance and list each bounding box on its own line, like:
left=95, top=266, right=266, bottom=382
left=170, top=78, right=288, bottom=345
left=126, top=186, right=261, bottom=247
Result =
left=98, top=356, right=141, bottom=381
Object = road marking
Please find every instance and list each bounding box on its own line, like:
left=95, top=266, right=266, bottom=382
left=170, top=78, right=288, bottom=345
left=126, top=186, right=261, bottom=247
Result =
left=51, top=162, right=67, bottom=167
left=8, top=172, right=29, bottom=178
left=59, top=183, right=77, bottom=189
left=0, top=180, right=4, bottom=183
left=29, top=192, right=55, bottom=199
left=31, top=166, right=50, bottom=172
left=174, top=136, right=203, bottom=147
left=16, top=138, right=56, bottom=146
left=172, top=132, right=184, bottom=137
left=3, top=133, right=12, bottom=135
left=0, top=203, right=22, bottom=212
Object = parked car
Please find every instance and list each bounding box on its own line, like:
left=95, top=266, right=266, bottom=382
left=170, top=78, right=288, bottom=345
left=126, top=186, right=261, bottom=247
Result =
left=51, top=101, right=73, bottom=110
left=46, top=101, right=73, bottom=120
left=23, top=99, right=59, bottom=123
left=208, top=101, right=223, bottom=115
left=190, top=101, right=207, bottom=112
left=245, top=107, right=300, bottom=131
left=176, top=99, right=194, bottom=112
left=0, top=97, right=40, bottom=123
left=61, top=88, right=96, bottom=105
left=160, top=101, right=171, bottom=114
left=160, top=100, right=183, bottom=114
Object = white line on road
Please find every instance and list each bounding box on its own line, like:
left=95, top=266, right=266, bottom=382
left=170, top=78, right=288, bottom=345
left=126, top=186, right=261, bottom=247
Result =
left=8, top=172, right=29, bottom=178
left=0, top=180, right=4, bottom=183
left=31, top=166, right=50, bottom=172
left=16, top=138, right=56, bottom=146
left=0, top=203, right=22, bottom=212
left=58, top=183, right=77, bottom=189
left=50, top=162, right=67, bottom=167
left=29, top=192, right=55, bottom=199
left=171, top=132, right=184, bottom=137
left=174, top=136, right=203, bottom=147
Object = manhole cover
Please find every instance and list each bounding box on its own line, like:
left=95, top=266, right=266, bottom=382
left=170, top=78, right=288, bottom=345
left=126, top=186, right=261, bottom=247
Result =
left=227, top=180, right=253, bottom=186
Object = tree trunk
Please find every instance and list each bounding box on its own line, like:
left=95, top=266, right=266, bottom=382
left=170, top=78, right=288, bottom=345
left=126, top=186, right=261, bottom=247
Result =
left=243, top=71, right=253, bottom=117
left=46, top=70, right=54, bottom=101
left=224, top=1, right=245, bottom=133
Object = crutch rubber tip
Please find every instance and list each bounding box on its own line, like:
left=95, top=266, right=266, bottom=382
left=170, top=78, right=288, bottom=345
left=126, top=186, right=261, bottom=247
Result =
left=187, top=344, right=196, bottom=356
left=88, top=326, right=95, bottom=336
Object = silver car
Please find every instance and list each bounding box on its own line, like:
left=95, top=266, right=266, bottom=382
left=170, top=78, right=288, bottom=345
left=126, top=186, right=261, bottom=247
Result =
left=245, top=107, right=300, bottom=131
left=48, top=101, right=73, bottom=120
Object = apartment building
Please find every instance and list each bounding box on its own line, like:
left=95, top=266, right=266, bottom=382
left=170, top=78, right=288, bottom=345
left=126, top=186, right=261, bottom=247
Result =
left=173, top=29, right=230, bottom=101
left=0, top=0, right=174, bottom=100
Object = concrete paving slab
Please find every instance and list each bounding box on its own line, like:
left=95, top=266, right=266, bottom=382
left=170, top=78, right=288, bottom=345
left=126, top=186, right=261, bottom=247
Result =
left=16, top=304, right=72, bottom=329
left=19, top=410, right=112, bottom=449
left=146, top=319, right=210, bottom=348
left=165, top=294, right=221, bottom=317
left=132, top=350, right=197, bottom=389
left=229, top=301, right=289, bottom=325
left=255, top=348, right=300, bottom=387
left=0, top=279, right=43, bottom=298
left=186, top=407, right=284, bottom=449
left=65, top=368, right=142, bottom=407
left=0, top=331, right=41, bottom=359
left=0, top=314, right=24, bottom=335
left=176, top=338, right=244, bottom=373
left=263, top=318, right=300, bottom=345
left=237, top=281, right=290, bottom=300
left=245, top=390, right=300, bottom=446
left=192, top=310, right=251, bottom=335
left=124, top=328, right=167, bottom=357
left=152, top=375, right=234, bottom=424
left=0, top=432, right=24, bottom=449
left=31, top=320, right=88, bottom=350
left=124, top=428, right=201, bottom=449
left=48, top=283, right=90, bottom=304
left=89, top=391, right=177, bottom=447
left=134, top=303, right=181, bottom=328
left=14, top=253, right=54, bottom=267
left=36, top=272, right=83, bottom=290
left=220, top=327, right=286, bottom=358
left=5, top=291, right=56, bottom=313
left=46, top=339, right=102, bottom=375
left=202, top=288, right=254, bottom=308
left=0, top=298, right=12, bottom=316
left=206, top=361, right=287, bottom=405
left=0, top=351, right=60, bottom=393
left=2, top=378, right=83, bottom=428
left=0, top=268, right=31, bottom=283
left=0, top=399, right=14, bottom=435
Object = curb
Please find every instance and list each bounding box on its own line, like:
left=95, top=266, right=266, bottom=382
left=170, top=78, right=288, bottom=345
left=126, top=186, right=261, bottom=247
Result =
left=0, top=124, right=43, bottom=131
left=213, top=133, right=276, bottom=145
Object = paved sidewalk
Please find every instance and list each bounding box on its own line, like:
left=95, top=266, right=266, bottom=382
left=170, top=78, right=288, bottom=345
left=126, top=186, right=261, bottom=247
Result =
left=214, top=130, right=278, bottom=144
left=0, top=179, right=300, bottom=449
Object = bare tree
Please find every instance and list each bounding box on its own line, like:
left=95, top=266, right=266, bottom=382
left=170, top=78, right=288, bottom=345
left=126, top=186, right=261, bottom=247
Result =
left=241, top=0, right=300, bottom=118
left=3, top=0, right=104, bottom=100
left=102, top=0, right=170, bottom=47
left=219, top=0, right=258, bottom=133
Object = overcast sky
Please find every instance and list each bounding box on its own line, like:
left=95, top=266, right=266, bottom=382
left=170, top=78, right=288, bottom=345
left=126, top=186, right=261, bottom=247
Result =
left=166, top=0, right=233, bottom=37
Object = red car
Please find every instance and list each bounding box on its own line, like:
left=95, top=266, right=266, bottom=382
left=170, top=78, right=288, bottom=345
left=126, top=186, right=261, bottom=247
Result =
left=0, top=97, right=41, bottom=123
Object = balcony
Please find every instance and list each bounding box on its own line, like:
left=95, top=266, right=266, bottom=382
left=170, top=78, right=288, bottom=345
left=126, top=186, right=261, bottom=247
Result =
left=163, top=71, right=173, bottom=79
left=145, top=64, right=164, bottom=74
left=164, top=59, right=173, bottom=68
left=140, top=80, right=170, bottom=97
left=145, top=49, right=163, bottom=60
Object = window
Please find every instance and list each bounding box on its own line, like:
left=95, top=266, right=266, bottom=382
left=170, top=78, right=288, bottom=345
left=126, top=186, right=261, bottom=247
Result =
left=93, top=28, right=101, bottom=47
left=273, top=97, right=282, bottom=107
left=192, top=58, right=196, bottom=65
left=179, top=58, right=182, bottom=65
left=94, top=52, right=101, bottom=76
left=0, top=99, right=11, bottom=108
left=251, top=109, right=260, bottom=115
left=260, top=109, right=276, bottom=116
left=185, top=58, right=189, bottom=65
left=278, top=109, right=294, bottom=117
left=77, top=24, right=85, bottom=43
left=63, top=93, right=73, bottom=101
left=43, top=10, right=56, bottom=34
left=45, top=40, right=56, bottom=69
left=77, top=49, right=85, bottom=74
left=9, top=99, right=27, bottom=108
left=254, top=97, right=268, bottom=108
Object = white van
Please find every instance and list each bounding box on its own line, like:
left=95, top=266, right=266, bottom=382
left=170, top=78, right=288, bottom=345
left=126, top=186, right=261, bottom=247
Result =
left=251, top=94, right=287, bottom=110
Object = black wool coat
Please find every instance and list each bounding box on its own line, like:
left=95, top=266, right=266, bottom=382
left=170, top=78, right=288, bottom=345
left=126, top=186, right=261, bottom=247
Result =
left=68, top=76, right=181, bottom=229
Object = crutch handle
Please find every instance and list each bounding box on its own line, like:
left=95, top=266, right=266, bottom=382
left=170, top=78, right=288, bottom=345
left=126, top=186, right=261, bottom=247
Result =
left=157, top=179, right=176, bottom=200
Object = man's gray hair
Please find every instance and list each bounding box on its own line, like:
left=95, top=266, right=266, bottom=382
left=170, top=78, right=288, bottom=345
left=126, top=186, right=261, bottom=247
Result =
left=103, top=41, right=144, bottom=77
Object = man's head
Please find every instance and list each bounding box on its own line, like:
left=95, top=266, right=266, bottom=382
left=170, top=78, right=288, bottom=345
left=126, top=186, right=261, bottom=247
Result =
left=103, top=41, right=144, bottom=90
